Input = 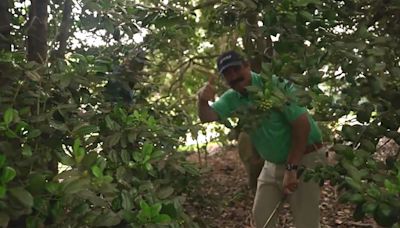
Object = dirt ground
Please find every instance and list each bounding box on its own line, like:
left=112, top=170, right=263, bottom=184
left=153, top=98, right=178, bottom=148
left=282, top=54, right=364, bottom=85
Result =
left=184, top=145, right=378, bottom=228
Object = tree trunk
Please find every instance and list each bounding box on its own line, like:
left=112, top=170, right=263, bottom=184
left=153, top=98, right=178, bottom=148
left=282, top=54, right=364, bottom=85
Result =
left=52, top=0, right=73, bottom=59
left=0, top=0, right=11, bottom=51
left=0, top=0, right=12, bottom=88
left=243, top=13, right=273, bottom=73
left=27, top=0, right=49, bottom=63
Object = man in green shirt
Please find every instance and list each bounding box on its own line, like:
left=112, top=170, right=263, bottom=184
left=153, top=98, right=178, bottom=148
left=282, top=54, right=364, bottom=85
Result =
left=197, top=50, right=326, bottom=228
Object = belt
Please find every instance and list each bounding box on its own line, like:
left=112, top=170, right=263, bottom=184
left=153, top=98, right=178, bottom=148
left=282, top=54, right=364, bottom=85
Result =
left=304, top=143, right=323, bottom=155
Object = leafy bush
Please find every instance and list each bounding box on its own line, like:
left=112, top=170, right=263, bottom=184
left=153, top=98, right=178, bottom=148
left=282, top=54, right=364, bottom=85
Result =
left=0, top=52, right=199, bottom=227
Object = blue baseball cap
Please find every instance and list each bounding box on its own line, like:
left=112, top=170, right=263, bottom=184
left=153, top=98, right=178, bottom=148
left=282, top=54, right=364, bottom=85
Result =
left=217, top=50, right=244, bottom=75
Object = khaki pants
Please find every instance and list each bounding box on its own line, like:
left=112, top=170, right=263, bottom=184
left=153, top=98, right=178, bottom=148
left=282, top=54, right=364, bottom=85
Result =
left=252, top=148, right=327, bottom=228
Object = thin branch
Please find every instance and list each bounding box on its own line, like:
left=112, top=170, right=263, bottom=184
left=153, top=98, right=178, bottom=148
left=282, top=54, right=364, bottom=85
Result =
left=190, top=0, right=221, bottom=11
left=53, top=0, right=73, bottom=59
left=167, top=62, right=191, bottom=93
left=154, top=61, right=191, bottom=102
left=192, top=64, right=219, bottom=80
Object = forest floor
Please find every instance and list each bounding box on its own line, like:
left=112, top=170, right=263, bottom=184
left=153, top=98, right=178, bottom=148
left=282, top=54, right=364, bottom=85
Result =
left=184, top=145, right=380, bottom=228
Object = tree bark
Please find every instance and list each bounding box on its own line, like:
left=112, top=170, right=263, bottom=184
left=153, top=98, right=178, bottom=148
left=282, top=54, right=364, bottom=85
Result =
left=243, top=13, right=273, bottom=73
left=0, top=0, right=12, bottom=51
left=52, top=0, right=73, bottom=59
left=27, top=0, right=49, bottom=63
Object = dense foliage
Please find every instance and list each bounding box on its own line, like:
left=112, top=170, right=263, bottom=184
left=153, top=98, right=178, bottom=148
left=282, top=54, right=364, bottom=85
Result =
left=1, top=0, right=400, bottom=227
left=0, top=1, right=202, bottom=227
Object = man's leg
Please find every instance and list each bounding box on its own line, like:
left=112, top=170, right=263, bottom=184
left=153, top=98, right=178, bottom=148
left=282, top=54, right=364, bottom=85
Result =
left=238, top=132, right=263, bottom=190
left=253, top=162, right=283, bottom=228
left=288, top=149, right=327, bottom=228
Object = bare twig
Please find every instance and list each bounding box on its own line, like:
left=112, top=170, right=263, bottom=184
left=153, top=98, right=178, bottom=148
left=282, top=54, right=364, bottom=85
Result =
left=192, top=64, right=218, bottom=79
left=53, top=0, right=73, bottom=59
left=190, top=0, right=221, bottom=11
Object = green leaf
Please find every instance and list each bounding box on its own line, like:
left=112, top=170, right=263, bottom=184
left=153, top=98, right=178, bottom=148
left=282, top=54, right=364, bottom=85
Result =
left=3, top=108, right=15, bottom=125
left=27, top=129, right=41, bottom=138
left=120, top=149, right=130, bottom=163
left=25, top=70, right=41, bottom=81
left=58, top=153, right=75, bottom=166
left=160, top=203, right=178, bottom=219
left=127, top=131, right=138, bottom=143
left=73, top=124, right=99, bottom=137
left=45, top=182, right=60, bottom=194
left=5, top=129, right=18, bottom=138
left=102, top=175, right=113, bottom=183
left=93, top=212, right=121, bottom=227
left=367, top=47, right=385, bottom=57
left=294, top=0, right=320, bottom=7
left=154, top=214, right=171, bottom=224
left=91, top=165, right=103, bottom=178
left=342, top=159, right=362, bottom=182
left=2, top=166, right=16, bottom=183
left=374, top=203, right=398, bottom=227
left=362, top=202, right=378, bottom=214
left=142, top=142, right=154, bottom=155
left=73, top=138, right=81, bottom=153
left=140, top=200, right=150, bottom=210
left=366, top=185, right=381, bottom=199
left=22, top=145, right=32, bottom=157
left=345, top=177, right=363, bottom=192
left=63, top=178, right=90, bottom=194
left=27, top=173, right=47, bottom=194
left=105, top=116, right=119, bottom=130
left=348, top=193, right=364, bottom=204
left=157, top=186, right=174, bottom=199
left=0, top=185, right=6, bottom=198
left=360, top=139, right=376, bottom=153
left=151, top=203, right=162, bottom=217
left=9, top=187, right=34, bottom=208
left=73, top=139, right=85, bottom=163
left=122, top=210, right=136, bottom=223
left=103, top=18, right=115, bottom=34
left=81, top=152, right=98, bottom=169
left=86, top=1, right=102, bottom=11
left=105, top=133, right=121, bottom=147
left=96, top=157, right=107, bottom=170
left=0, top=155, right=5, bottom=168
left=121, top=190, right=133, bottom=210
left=145, top=163, right=153, bottom=171
left=71, top=202, right=89, bottom=215
left=139, top=200, right=152, bottom=219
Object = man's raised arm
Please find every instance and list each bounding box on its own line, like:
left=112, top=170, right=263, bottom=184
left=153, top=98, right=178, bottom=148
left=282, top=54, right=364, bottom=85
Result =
left=197, top=77, right=219, bottom=123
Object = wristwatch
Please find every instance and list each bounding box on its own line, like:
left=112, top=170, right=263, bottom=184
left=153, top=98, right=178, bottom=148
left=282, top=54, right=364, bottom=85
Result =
left=286, top=163, right=298, bottom=171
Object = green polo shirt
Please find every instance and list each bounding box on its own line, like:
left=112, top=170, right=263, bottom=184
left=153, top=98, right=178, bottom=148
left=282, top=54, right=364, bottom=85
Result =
left=211, top=72, right=322, bottom=164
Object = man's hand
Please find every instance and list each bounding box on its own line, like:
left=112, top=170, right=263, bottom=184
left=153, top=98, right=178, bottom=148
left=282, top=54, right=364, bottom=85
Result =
left=283, top=170, right=299, bottom=195
left=197, top=76, right=219, bottom=123
left=197, top=76, right=216, bottom=102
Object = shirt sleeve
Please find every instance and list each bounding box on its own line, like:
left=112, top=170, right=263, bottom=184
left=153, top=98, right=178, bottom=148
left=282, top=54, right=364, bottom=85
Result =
left=211, top=91, right=236, bottom=120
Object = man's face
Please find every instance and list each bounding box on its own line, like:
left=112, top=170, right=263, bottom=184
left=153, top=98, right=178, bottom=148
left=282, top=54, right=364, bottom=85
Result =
left=222, top=63, right=252, bottom=94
